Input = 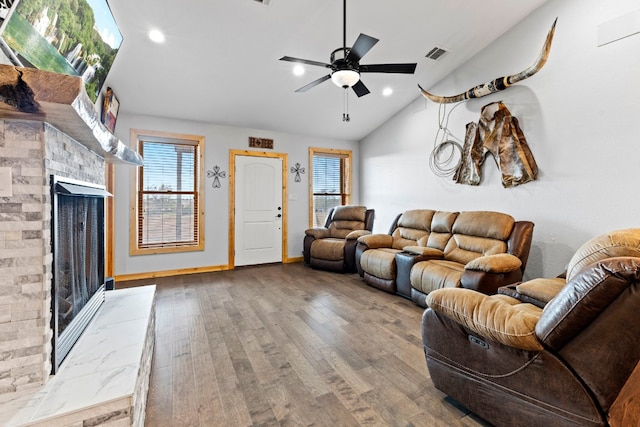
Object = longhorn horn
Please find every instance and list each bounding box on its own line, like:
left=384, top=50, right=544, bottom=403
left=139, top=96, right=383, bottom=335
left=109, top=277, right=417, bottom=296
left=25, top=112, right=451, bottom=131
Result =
left=419, top=18, right=557, bottom=104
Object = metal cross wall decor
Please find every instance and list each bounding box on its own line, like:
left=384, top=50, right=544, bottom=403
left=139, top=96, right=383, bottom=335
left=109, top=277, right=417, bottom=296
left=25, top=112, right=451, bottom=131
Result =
left=207, top=165, right=227, bottom=188
left=290, top=163, right=305, bottom=182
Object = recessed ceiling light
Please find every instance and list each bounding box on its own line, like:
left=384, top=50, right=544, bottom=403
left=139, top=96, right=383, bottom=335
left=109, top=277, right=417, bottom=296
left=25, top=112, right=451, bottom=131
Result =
left=293, top=65, right=305, bottom=76
left=382, top=87, right=393, bottom=96
left=148, top=29, right=165, bottom=43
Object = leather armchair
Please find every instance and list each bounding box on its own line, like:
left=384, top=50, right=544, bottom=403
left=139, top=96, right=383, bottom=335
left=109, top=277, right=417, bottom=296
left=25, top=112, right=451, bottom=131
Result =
left=303, top=205, right=374, bottom=273
left=421, top=228, right=640, bottom=427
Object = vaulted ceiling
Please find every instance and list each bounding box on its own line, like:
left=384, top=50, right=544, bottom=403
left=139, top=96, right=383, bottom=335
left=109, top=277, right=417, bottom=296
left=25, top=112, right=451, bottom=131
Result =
left=106, top=0, right=549, bottom=141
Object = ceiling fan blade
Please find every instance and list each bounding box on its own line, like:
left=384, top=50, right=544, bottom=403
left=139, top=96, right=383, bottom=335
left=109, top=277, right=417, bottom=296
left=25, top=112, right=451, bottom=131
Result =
left=295, top=74, right=332, bottom=92
left=279, top=56, right=332, bottom=69
left=346, top=34, right=379, bottom=62
left=351, top=80, right=370, bottom=97
left=359, top=63, right=417, bottom=74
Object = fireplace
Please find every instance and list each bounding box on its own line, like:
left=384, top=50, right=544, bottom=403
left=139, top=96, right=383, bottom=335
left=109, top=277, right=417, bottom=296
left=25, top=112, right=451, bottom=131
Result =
left=51, top=175, right=110, bottom=373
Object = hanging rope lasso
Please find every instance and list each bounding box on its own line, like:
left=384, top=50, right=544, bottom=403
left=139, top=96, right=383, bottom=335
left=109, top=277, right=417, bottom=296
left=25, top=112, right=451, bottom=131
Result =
left=429, top=102, right=464, bottom=177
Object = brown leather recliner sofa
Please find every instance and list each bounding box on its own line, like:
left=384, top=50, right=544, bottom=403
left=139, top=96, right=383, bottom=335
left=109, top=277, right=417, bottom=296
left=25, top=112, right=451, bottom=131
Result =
left=422, top=228, right=640, bottom=427
left=303, top=205, right=374, bottom=273
left=355, top=209, right=459, bottom=298
left=410, top=210, right=534, bottom=307
left=357, top=210, right=534, bottom=304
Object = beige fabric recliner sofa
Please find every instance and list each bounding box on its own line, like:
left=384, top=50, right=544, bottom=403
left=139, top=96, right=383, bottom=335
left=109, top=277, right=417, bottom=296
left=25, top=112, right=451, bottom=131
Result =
left=421, top=228, right=640, bottom=427
left=355, top=209, right=459, bottom=298
left=303, top=205, right=374, bottom=273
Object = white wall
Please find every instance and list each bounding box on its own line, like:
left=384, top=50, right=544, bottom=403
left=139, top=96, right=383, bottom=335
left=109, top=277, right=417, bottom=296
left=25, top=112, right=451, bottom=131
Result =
left=360, top=0, right=640, bottom=279
left=112, top=114, right=359, bottom=276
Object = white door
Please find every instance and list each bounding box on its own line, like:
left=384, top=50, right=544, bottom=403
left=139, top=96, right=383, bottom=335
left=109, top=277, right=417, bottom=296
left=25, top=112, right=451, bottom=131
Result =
left=234, top=155, right=283, bottom=266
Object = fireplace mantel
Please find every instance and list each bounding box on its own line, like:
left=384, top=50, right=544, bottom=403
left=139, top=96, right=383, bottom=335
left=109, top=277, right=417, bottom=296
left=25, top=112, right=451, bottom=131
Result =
left=0, top=64, right=142, bottom=165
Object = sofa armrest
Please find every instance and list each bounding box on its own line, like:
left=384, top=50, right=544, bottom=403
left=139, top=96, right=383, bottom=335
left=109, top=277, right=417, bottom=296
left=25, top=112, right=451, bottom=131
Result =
left=512, top=277, right=566, bottom=305
left=498, top=277, right=566, bottom=308
left=305, top=227, right=329, bottom=239
left=403, top=246, right=444, bottom=258
left=465, top=253, right=522, bottom=273
left=426, top=288, right=544, bottom=351
left=461, top=254, right=523, bottom=295
left=357, top=233, right=393, bottom=249
left=346, top=229, right=371, bottom=240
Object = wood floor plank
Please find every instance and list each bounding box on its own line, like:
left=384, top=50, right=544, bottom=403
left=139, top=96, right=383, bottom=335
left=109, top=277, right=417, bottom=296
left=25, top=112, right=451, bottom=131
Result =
left=118, top=263, right=489, bottom=427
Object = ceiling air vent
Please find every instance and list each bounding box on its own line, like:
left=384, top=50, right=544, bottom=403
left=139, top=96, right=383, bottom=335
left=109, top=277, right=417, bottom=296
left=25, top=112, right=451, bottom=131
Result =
left=425, top=47, right=448, bottom=60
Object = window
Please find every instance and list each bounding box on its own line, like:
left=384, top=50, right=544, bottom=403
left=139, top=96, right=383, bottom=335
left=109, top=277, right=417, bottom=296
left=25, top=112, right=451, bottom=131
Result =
left=130, top=129, right=204, bottom=255
left=309, top=147, right=352, bottom=228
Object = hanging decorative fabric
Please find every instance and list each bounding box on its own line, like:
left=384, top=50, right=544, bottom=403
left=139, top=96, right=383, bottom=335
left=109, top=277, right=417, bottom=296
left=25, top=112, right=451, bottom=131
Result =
left=454, top=101, right=538, bottom=188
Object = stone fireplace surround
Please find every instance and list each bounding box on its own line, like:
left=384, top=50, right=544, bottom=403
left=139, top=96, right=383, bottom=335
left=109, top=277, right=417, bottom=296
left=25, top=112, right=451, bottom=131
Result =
left=0, top=118, right=154, bottom=423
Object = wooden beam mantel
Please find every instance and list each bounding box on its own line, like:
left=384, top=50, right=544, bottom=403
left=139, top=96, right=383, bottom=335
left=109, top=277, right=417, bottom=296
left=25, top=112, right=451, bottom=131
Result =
left=0, top=64, right=142, bottom=166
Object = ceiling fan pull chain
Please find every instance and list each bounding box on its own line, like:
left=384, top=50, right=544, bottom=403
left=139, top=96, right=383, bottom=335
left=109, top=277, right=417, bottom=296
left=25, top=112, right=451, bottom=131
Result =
left=343, top=88, right=350, bottom=122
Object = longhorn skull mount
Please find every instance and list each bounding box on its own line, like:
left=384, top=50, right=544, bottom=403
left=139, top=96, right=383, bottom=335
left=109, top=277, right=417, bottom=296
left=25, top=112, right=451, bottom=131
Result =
left=419, top=18, right=557, bottom=104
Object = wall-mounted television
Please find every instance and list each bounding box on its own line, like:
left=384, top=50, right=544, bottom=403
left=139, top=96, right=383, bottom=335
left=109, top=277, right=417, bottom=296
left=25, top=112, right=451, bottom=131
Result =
left=0, top=0, right=122, bottom=102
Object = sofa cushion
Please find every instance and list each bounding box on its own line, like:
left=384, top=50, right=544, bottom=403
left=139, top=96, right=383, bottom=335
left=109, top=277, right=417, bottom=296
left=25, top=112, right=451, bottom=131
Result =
left=431, top=211, right=459, bottom=233
left=360, top=248, right=401, bottom=280
left=328, top=206, right=366, bottom=238
left=419, top=211, right=457, bottom=251
left=310, top=238, right=346, bottom=261
left=452, top=211, right=515, bottom=240
left=566, top=228, right=640, bottom=281
left=426, top=288, right=544, bottom=351
left=390, top=209, right=435, bottom=249
left=444, top=234, right=508, bottom=265
left=411, top=260, right=465, bottom=294
left=332, top=205, right=367, bottom=222
left=398, top=209, right=435, bottom=230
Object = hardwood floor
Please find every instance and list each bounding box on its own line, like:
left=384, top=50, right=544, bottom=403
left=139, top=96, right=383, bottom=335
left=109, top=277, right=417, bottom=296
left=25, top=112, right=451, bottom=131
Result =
left=119, top=263, right=491, bottom=427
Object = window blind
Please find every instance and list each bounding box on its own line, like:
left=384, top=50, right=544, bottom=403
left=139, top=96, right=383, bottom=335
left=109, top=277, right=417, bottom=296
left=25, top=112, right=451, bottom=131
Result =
left=312, top=154, right=345, bottom=227
left=137, top=139, right=199, bottom=248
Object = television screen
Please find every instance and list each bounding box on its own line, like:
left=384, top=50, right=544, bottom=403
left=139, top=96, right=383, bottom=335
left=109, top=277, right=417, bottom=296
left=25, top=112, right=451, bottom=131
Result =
left=0, top=0, right=122, bottom=102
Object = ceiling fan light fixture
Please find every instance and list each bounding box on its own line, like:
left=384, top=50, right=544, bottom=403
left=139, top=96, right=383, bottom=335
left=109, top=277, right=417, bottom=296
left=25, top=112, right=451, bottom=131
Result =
left=331, top=69, right=360, bottom=88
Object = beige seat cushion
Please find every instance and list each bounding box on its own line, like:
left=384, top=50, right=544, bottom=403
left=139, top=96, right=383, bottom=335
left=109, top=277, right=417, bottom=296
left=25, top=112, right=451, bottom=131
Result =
left=360, top=248, right=402, bottom=280
left=411, top=260, right=465, bottom=294
left=310, top=238, right=346, bottom=261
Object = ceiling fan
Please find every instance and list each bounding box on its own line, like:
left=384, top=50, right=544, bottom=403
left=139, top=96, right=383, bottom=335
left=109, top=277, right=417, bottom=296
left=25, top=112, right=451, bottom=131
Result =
left=279, top=0, right=417, bottom=98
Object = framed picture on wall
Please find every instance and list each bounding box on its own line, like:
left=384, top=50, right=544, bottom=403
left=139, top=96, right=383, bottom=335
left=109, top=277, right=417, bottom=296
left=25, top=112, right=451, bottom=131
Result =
left=101, top=87, right=119, bottom=133
left=0, top=0, right=123, bottom=103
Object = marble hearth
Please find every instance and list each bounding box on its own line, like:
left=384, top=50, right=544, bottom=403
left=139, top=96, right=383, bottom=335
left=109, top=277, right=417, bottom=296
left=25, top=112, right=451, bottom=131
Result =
left=0, top=286, right=156, bottom=426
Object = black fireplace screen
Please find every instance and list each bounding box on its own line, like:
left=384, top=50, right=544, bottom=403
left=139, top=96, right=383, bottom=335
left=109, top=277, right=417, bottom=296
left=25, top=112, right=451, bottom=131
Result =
left=51, top=177, right=108, bottom=373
